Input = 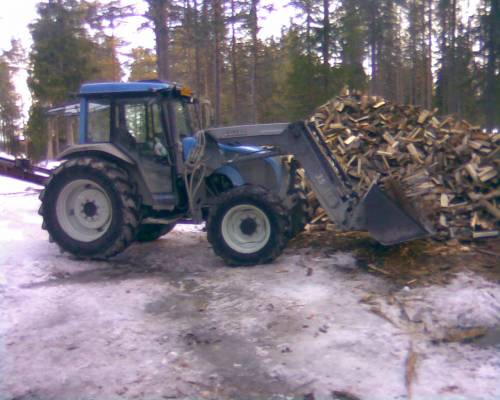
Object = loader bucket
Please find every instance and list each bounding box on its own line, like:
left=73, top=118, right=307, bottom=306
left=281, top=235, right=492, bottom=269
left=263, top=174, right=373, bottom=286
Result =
left=360, top=182, right=432, bottom=245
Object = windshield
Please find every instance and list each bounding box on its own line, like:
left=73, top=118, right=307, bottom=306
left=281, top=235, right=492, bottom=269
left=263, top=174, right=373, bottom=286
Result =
left=166, top=98, right=193, bottom=139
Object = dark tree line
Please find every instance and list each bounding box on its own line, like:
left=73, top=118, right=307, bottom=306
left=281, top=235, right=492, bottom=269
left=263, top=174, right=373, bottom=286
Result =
left=0, top=40, right=23, bottom=154
left=141, top=0, right=499, bottom=127
left=25, top=0, right=130, bottom=158
left=0, top=0, right=498, bottom=157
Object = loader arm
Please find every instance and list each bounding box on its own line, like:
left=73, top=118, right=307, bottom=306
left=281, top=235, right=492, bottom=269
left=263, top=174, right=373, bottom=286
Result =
left=206, top=121, right=431, bottom=244
left=206, top=121, right=360, bottom=230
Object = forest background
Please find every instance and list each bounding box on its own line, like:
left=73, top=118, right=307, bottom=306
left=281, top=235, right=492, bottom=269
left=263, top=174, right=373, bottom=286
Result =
left=0, top=0, right=498, bottom=159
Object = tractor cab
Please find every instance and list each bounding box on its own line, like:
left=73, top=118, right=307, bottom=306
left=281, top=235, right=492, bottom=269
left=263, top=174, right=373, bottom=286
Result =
left=61, top=81, right=200, bottom=210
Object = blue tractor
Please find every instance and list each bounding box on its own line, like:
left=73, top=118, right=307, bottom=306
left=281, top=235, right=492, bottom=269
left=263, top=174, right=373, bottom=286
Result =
left=38, top=81, right=430, bottom=265
left=39, top=81, right=309, bottom=265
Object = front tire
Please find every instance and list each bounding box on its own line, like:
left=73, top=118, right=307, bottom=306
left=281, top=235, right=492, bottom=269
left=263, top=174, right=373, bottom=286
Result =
left=39, top=157, right=140, bottom=258
left=207, top=186, right=289, bottom=266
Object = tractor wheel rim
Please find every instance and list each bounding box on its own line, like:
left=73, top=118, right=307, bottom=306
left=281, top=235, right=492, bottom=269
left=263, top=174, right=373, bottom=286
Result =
left=221, top=204, right=271, bottom=254
left=56, top=179, right=112, bottom=242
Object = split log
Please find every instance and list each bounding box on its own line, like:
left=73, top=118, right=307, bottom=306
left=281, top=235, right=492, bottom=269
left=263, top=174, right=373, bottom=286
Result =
left=304, top=89, right=500, bottom=242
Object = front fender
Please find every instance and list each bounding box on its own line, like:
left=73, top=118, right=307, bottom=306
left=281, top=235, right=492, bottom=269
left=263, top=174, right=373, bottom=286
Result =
left=213, top=165, right=245, bottom=186
left=213, top=157, right=284, bottom=193
left=183, top=136, right=285, bottom=193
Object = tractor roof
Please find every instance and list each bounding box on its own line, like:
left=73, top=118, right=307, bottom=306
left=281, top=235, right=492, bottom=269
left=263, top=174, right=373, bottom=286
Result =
left=79, top=81, right=174, bottom=96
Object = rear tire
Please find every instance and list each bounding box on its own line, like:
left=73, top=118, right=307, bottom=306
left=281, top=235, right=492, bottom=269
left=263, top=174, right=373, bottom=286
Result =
left=39, top=157, right=140, bottom=258
left=207, top=185, right=289, bottom=266
left=136, top=223, right=176, bottom=242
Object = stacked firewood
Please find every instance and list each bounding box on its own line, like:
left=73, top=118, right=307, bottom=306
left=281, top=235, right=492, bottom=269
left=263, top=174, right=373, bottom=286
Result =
left=304, top=89, right=500, bottom=241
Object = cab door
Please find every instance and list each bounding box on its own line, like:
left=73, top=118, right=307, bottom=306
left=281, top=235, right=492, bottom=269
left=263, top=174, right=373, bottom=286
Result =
left=112, top=96, right=177, bottom=209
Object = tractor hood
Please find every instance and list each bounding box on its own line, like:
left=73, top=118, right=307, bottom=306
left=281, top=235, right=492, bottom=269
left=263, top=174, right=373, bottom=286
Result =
left=182, top=137, right=270, bottom=162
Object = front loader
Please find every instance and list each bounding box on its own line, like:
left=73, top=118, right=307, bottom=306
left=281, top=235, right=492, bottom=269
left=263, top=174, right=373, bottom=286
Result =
left=6, top=81, right=431, bottom=265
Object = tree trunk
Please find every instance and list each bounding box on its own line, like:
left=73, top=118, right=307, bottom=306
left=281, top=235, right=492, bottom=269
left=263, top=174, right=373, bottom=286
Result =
left=484, top=0, right=499, bottom=129
left=306, top=4, right=312, bottom=60
left=425, top=0, right=433, bottom=109
left=192, top=0, right=202, bottom=96
left=322, top=0, right=330, bottom=90
left=394, top=4, right=404, bottom=103
left=368, top=1, right=379, bottom=95
left=201, top=0, right=211, bottom=98
left=149, top=0, right=170, bottom=81
left=230, top=0, right=239, bottom=122
left=447, top=0, right=457, bottom=114
left=212, top=0, right=223, bottom=126
left=409, top=0, right=417, bottom=104
left=249, top=0, right=259, bottom=123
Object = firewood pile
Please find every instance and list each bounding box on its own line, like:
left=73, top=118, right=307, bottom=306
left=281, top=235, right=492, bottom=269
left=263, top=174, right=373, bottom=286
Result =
left=303, top=90, right=500, bottom=242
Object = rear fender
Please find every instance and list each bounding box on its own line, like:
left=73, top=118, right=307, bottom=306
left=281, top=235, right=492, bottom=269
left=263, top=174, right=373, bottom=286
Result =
left=57, top=144, right=135, bottom=165
left=56, top=144, right=154, bottom=206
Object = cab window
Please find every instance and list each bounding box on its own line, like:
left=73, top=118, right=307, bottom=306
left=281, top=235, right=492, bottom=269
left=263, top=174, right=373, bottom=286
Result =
left=114, top=97, right=168, bottom=157
left=86, top=99, right=110, bottom=142
left=114, top=98, right=162, bottom=144
left=124, top=102, right=148, bottom=143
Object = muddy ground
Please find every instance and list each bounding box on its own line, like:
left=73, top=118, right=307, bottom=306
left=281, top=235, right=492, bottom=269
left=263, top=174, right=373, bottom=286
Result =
left=0, top=176, right=499, bottom=400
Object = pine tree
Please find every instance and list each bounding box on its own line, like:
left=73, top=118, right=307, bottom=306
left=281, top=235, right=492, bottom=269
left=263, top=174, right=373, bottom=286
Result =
left=229, top=0, right=241, bottom=122
left=337, top=0, right=367, bottom=90
left=87, top=0, right=135, bottom=81
left=379, top=0, right=404, bottom=101
left=145, top=0, right=171, bottom=80
left=28, top=0, right=99, bottom=104
left=211, top=0, right=225, bottom=125
left=435, top=0, right=478, bottom=119
left=406, top=0, right=429, bottom=106
left=248, top=0, right=259, bottom=122
left=0, top=40, right=22, bottom=154
left=256, top=38, right=288, bottom=122
left=435, top=0, right=457, bottom=114
left=128, top=47, right=157, bottom=80
left=288, top=0, right=319, bottom=59
left=280, top=28, right=343, bottom=119
left=26, top=0, right=102, bottom=159
left=93, top=35, right=124, bottom=81
left=479, top=0, right=500, bottom=129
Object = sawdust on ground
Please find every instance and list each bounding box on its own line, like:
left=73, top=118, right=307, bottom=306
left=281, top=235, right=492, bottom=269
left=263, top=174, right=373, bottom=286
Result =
left=289, top=231, right=500, bottom=287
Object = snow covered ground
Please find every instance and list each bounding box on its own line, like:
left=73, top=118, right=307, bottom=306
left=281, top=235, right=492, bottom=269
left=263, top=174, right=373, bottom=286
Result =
left=0, top=175, right=499, bottom=400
